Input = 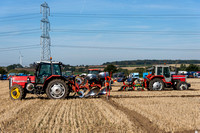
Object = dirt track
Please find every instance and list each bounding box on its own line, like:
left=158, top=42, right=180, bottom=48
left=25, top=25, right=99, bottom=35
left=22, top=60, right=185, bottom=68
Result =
left=0, top=79, right=199, bottom=132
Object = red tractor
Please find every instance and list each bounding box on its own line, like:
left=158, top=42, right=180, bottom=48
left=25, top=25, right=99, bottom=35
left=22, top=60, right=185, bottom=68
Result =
left=144, top=65, right=190, bottom=91
left=9, top=61, right=110, bottom=100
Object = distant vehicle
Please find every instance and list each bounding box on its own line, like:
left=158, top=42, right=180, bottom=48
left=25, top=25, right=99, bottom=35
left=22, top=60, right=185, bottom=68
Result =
left=129, top=73, right=139, bottom=79
left=127, top=73, right=139, bottom=82
left=2, top=74, right=7, bottom=80
left=115, top=72, right=125, bottom=82
left=143, top=72, right=152, bottom=79
left=170, top=72, right=176, bottom=75
left=178, top=71, right=188, bottom=78
left=144, top=65, right=190, bottom=90
left=187, top=72, right=196, bottom=78
left=17, top=73, right=27, bottom=76
left=178, top=71, right=187, bottom=75
left=196, top=72, right=200, bottom=78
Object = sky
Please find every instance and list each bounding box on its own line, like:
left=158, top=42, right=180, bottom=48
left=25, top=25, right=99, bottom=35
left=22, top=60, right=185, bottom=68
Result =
left=0, top=0, right=200, bottom=66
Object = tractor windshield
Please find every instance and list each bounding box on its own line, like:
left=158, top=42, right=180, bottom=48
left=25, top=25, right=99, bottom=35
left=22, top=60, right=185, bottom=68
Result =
left=157, top=67, right=163, bottom=75
left=53, top=64, right=61, bottom=75
left=39, top=64, right=51, bottom=77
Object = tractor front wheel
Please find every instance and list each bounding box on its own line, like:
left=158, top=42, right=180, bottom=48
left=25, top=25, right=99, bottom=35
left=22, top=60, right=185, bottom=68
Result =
left=10, top=84, right=26, bottom=100
left=149, top=78, right=164, bottom=91
left=177, top=82, right=188, bottom=90
left=46, top=79, right=69, bottom=99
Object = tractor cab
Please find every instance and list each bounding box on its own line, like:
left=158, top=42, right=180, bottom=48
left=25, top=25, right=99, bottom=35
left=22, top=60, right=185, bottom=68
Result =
left=153, top=65, right=171, bottom=82
left=35, top=61, right=62, bottom=84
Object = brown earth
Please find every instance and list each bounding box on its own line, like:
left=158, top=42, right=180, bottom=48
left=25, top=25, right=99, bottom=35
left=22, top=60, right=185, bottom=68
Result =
left=0, top=79, right=199, bottom=132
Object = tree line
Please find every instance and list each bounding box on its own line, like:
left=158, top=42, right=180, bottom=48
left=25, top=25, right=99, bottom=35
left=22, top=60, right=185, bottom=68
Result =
left=103, top=60, right=200, bottom=66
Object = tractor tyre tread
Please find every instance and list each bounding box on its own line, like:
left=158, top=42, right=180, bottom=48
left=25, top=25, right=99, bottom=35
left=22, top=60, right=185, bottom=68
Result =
left=149, top=78, right=164, bottom=91
left=177, top=81, right=188, bottom=90
left=46, top=79, right=69, bottom=99
left=10, top=84, right=26, bottom=100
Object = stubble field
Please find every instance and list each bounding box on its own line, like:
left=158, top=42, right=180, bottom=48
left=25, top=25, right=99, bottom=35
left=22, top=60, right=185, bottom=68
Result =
left=0, top=79, right=199, bottom=132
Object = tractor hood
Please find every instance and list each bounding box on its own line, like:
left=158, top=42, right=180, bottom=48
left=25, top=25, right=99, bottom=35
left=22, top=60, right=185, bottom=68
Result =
left=12, top=76, right=35, bottom=83
left=172, top=75, right=186, bottom=82
left=10, top=76, right=35, bottom=89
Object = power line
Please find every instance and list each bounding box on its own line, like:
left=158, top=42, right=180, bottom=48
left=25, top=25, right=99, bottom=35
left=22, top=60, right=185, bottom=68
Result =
left=0, top=29, right=39, bottom=35
left=0, top=29, right=40, bottom=37
left=0, top=44, right=199, bottom=52
left=51, top=13, right=200, bottom=18
left=0, top=44, right=39, bottom=50
left=52, top=45, right=200, bottom=52
left=51, top=29, right=200, bottom=35
left=0, top=31, right=40, bottom=37
left=0, top=13, right=38, bottom=19
left=0, top=13, right=40, bottom=22
left=0, top=45, right=40, bottom=52
left=1, top=29, right=200, bottom=37
left=0, top=12, right=200, bottom=23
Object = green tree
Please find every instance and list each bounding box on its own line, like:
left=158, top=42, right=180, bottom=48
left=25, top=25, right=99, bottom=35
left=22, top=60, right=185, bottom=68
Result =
left=186, top=64, right=199, bottom=71
left=179, top=64, right=187, bottom=71
left=0, top=67, right=7, bottom=74
left=8, top=69, right=18, bottom=74
left=104, top=64, right=118, bottom=74
left=7, top=64, right=23, bottom=72
left=29, top=62, right=37, bottom=68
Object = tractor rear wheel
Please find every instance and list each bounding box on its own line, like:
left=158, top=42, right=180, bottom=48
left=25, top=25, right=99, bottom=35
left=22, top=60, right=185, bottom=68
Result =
left=177, top=82, right=188, bottom=90
left=149, top=78, right=164, bottom=91
left=46, top=79, right=69, bottom=99
left=10, top=84, right=26, bottom=100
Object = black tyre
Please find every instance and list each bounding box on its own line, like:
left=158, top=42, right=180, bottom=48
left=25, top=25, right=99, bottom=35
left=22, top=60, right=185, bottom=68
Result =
left=46, top=79, right=69, bottom=99
left=177, top=82, right=188, bottom=90
left=172, top=81, right=179, bottom=90
left=149, top=78, right=164, bottom=91
left=10, top=84, right=26, bottom=100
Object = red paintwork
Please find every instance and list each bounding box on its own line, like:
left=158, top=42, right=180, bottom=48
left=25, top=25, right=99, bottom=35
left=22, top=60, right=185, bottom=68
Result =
left=172, top=75, right=186, bottom=82
left=12, top=76, right=35, bottom=88
left=88, top=69, right=99, bottom=71
left=43, top=75, right=62, bottom=86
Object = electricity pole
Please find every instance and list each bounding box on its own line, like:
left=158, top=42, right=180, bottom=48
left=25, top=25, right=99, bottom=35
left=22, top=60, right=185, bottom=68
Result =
left=40, top=2, right=51, bottom=61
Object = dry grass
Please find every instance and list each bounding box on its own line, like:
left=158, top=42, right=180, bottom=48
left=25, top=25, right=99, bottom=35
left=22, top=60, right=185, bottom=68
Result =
left=0, top=80, right=142, bottom=133
left=113, top=97, right=200, bottom=132
left=0, top=79, right=199, bottom=132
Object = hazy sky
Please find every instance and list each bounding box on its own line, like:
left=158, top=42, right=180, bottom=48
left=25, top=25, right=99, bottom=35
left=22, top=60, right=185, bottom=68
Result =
left=0, top=0, right=200, bottom=66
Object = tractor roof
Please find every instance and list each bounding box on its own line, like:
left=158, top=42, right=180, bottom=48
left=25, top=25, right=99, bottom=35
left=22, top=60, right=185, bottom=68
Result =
left=36, top=61, right=61, bottom=64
